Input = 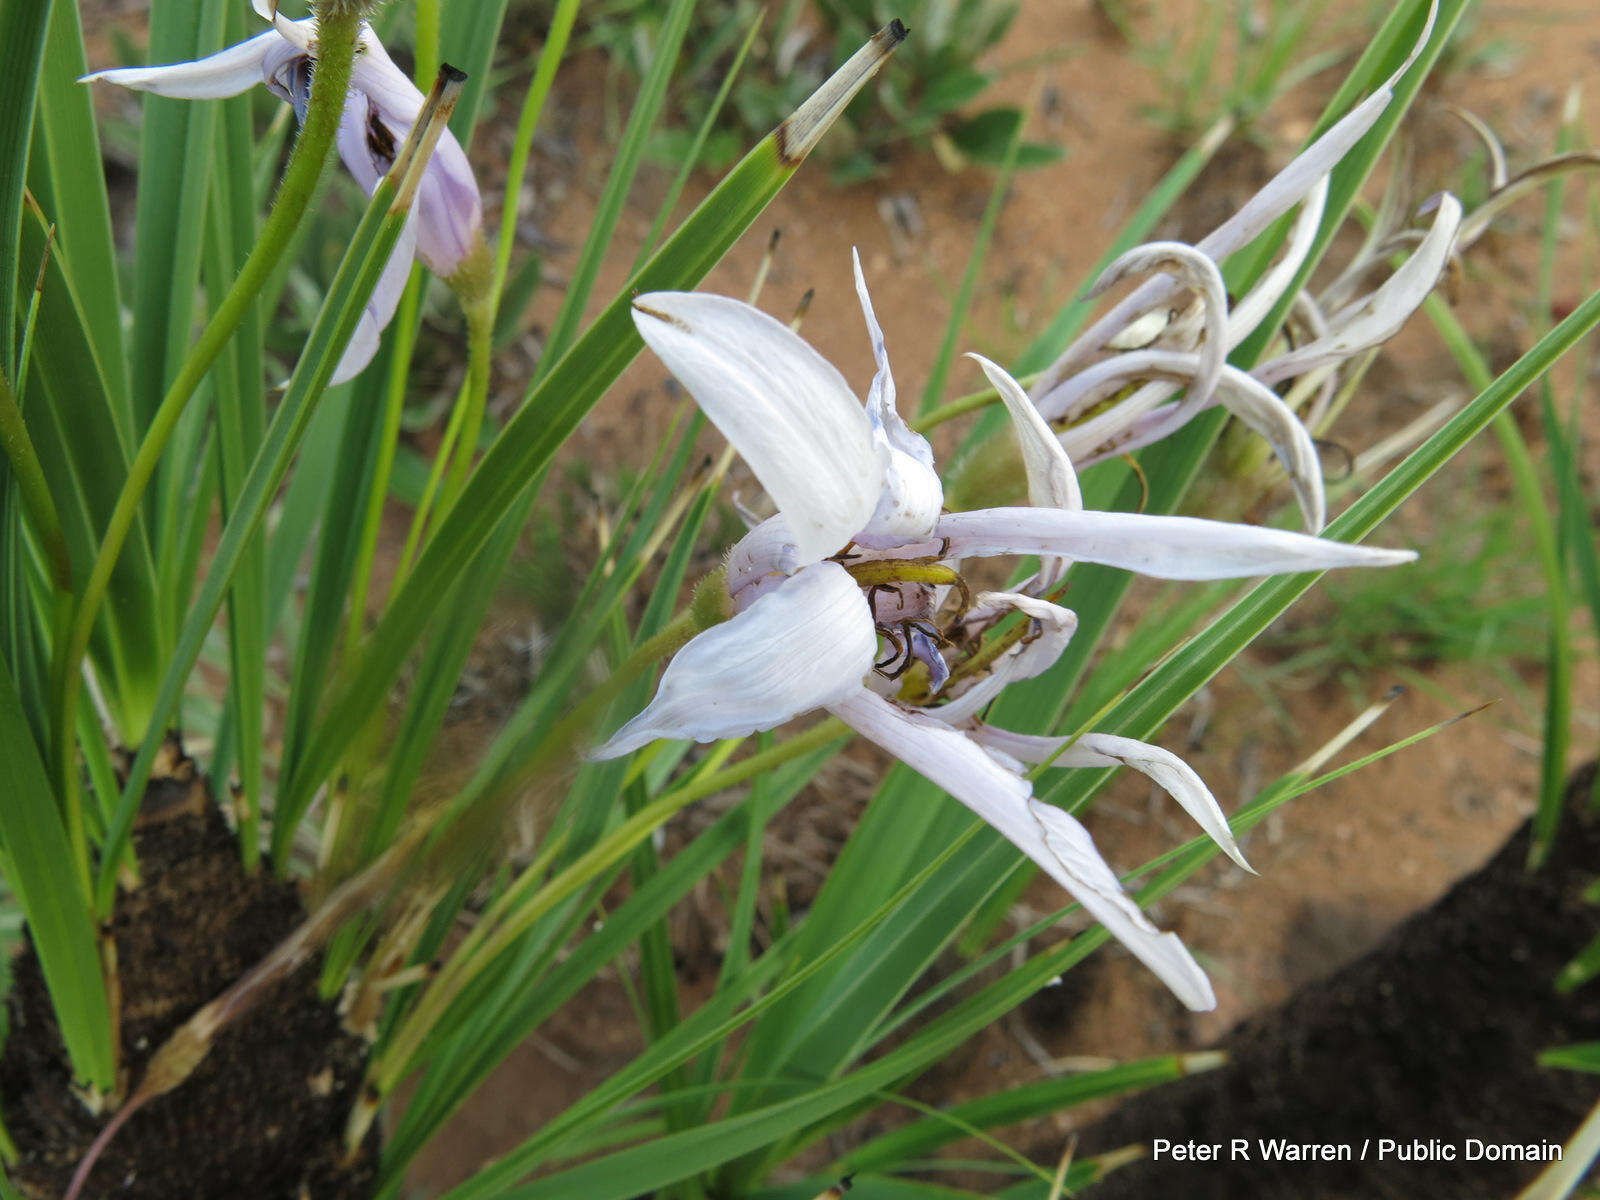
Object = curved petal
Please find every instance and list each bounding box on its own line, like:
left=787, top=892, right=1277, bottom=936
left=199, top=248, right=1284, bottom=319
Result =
left=591, top=561, right=874, bottom=759
left=935, top=592, right=1077, bottom=725
left=251, top=0, right=313, bottom=50
left=852, top=250, right=942, bottom=546
left=972, top=727, right=1251, bottom=872
left=82, top=29, right=283, bottom=99
left=829, top=689, right=1216, bottom=1011
left=350, top=27, right=425, bottom=124
left=411, top=130, right=481, bottom=275
left=1090, top=242, right=1227, bottom=414
left=1210, top=370, right=1325, bottom=532
left=347, top=29, right=483, bottom=275
left=969, top=355, right=1080, bottom=511
left=632, top=293, right=882, bottom=564
left=331, top=213, right=417, bottom=386
left=1034, top=348, right=1194, bottom=426
left=1256, top=194, right=1463, bottom=386
left=935, top=507, right=1415, bottom=580
left=726, top=514, right=805, bottom=610
left=968, top=354, right=1080, bottom=588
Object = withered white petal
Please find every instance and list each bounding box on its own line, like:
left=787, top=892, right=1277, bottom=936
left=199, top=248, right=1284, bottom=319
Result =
left=973, top=727, right=1252, bottom=873
left=1226, top=175, right=1329, bottom=346
left=829, top=689, right=1216, bottom=1012
left=1061, top=359, right=1325, bottom=531
left=631, top=292, right=882, bottom=565
left=1030, top=0, right=1437, bottom=402
left=1091, top=242, right=1227, bottom=413
left=1210, top=370, right=1326, bottom=532
left=935, top=507, right=1414, bottom=579
left=591, top=562, right=875, bottom=760
left=1257, top=193, right=1462, bottom=386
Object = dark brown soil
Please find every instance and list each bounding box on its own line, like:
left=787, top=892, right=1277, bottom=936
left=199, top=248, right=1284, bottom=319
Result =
left=1075, top=763, right=1600, bottom=1200
left=0, top=743, right=377, bottom=1199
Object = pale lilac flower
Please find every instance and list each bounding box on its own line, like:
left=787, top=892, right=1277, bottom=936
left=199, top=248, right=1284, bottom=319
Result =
left=1027, top=1, right=1458, bottom=533
left=83, top=0, right=483, bottom=383
left=591, top=252, right=1417, bottom=1011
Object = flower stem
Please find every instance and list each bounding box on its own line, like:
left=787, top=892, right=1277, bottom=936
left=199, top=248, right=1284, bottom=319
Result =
left=438, top=284, right=493, bottom=511
left=49, top=4, right=363, bottom=810
left=912, top=367, right=1045, bottom=433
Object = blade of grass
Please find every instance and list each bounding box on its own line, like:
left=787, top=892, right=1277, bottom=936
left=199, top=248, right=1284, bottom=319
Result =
left=0, top=0, right=50, bottom=379
left=0, top=659, right=113, bottom=1089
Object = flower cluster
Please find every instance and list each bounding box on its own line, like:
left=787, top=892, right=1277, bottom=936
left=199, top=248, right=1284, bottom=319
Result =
left=1026, top=3, right=1458, bottom=534
left=593, top=250, right=1417, bottom=1011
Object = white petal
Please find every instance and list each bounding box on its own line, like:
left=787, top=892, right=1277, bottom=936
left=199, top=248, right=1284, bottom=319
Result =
left=411, top=130, right=481, bottom=276
left=591, top=561, right=874, bottom=759
left=968, top=355, right=1080, bottom=511
left=1034, top=348, right=1194, bottom=425
left=829, top=689, right=1216, bottom=1011
left=334, top=89, right=386, bottom=193
left=972, top=727, right=1251, bottom=872
left=1026, top=799, right=1216, bottom=1010
left=1063, top=361, right=1324, bottom=531
left=330, top=213, right=417, bottom=386
left=935, top=507, right=1415, bottom=579
left=350, top=26, right=425, bottom=124
left=968, top=353, right=1079, bottom=588
left=725, top=514, right=805, bottom=610
left=935, top=592, right=1077, bottom=726
left=632, top=293, right=882, bottom=564
left=252, top=0, right=313, bottom=49
left=81, top=30, right=283, bottom=99
left=852, top=250, right=942, bottom=546
left=1256, top=193, right=1462, bottom=386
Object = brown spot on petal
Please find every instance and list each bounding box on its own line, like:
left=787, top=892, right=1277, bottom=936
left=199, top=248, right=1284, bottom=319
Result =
left=365, top=106, right=396, bottom=169
left=632, top=301, right=691, bottom=332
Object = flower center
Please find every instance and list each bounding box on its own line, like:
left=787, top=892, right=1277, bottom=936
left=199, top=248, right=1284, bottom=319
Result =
left=831, top=551, right=973, bottom=688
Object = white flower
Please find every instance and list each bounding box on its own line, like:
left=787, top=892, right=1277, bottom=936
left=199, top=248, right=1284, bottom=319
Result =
left=83, top=0, right=483, bottom=384
left=591, top=252, right=1417, bottom=1011
left=1027, top=0, right=1457, bottom=533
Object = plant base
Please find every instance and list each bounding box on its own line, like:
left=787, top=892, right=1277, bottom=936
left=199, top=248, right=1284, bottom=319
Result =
left=0, top=742, right=378, bottom=1199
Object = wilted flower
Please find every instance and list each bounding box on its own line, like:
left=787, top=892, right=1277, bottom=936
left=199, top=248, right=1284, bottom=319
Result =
left=83, top=0, right=484, bottom=383
left=591, top=252, right=1416, bottom=1011
left=1027, top=2, right=1459, bottom=532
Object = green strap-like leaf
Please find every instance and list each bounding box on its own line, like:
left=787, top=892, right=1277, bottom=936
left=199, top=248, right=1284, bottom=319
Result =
left=0, top=656, right=113, bottom=1089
